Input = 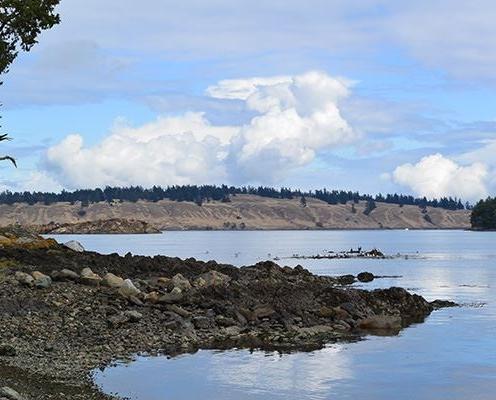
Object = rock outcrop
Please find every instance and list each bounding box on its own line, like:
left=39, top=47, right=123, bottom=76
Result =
left=33, top=218, right=161, bottom=234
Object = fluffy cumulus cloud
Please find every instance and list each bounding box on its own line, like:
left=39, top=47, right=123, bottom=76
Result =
left=45, top=113, right=233, bottom=189
left=392, top=153, right=489, bottom=201
left=43, top=71, right=357, bottom=188
left=209, top=71, right=356, bottom=181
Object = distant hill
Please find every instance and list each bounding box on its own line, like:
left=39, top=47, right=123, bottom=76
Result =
left=0, top=195, right=470, bottom=231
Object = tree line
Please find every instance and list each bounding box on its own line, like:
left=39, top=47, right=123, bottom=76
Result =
left=0, top=184, right=468, bottom=210
left=471, top=197, right=496, bottom=230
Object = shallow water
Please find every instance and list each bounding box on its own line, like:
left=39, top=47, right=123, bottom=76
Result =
left=48, top=230, right=496, bottom=400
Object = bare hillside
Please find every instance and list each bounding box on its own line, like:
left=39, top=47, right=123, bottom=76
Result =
left=0, top=194, right=470, bottom=230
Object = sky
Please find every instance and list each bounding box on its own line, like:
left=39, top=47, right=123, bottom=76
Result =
left=1, top=0, right=496, bottom=202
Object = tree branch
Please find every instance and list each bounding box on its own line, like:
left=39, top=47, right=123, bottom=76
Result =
left=0, top=155, right=16, bottom=167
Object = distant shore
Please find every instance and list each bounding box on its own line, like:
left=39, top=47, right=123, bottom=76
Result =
left=0, top=195, right=471, bottom=233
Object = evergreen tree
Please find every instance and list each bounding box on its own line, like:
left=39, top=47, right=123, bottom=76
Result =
left=471, top=198, right=496, bottom=230
left=300, top=195, right=307, bottom=207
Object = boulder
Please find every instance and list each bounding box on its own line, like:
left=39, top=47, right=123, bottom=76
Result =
left=157, top=277, right=171, bottom=287
left=144, top=291, right=160, bottom=304
left=80, top=267, right=102, bottom=286
left=64, top=240, right=85, bottom=252
left=159, top=290, right=184, bottom=304
left=102, top=273, right=125, bottom=288
left=195, top=270, right=231, bottom=288
left=357, top=272, right=375, bottom=283
left=52, top=268, right=79, bottom=281
left=192, top=276, right=207, bottom=288
left=171, top=273, right=191, bottom=291
left=14, top=272, right=34, bottom=287
left=118, top=279, right=141, bottom=298
left=0, top=387, right=26, bottom=400
left=32, top=271, right=52, bottom=289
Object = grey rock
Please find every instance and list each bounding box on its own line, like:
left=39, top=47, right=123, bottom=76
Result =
left=52, top=268, right=79, bottom=281
left=32, top=271, right=52, bottom=289
left=14, top=272, right=33, bottom=287
left=64, top=240, right=85, bottom=252
left=159, top=291, right=184, bottom=304
left=80, top=267, right=102, bottom=286
left=0, top=387, right=26, bottom=400
left=102, top=273, right=125, bottom=288
left=118, top=279, right=141, bottom=298
left=171, top=273, right=191, bottom=291
left=195, top=270, right=231, bottom=288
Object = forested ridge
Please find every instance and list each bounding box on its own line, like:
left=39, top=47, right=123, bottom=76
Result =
left=0, top=185, right=468, bottom=211
left=471, top=197, right=496, bottom=229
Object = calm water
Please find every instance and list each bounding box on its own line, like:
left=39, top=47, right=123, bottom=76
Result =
left=49, top=230, right=496, bottom=400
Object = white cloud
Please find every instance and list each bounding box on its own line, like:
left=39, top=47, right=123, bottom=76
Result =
left=217, top=71, right=356, bottom=182
left=45, top=116, right=229, bottom=189
left=21, top=172, right=64, bottom=193
left=43, top=71, right=357, bottom=188
left=392, top=153, right=489, bottom=201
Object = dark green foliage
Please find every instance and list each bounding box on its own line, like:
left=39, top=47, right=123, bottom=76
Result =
left=471, top=197, right=496, bottom=230
left=0, top=0, right=61, bottom=75
left=363, top=199, right=376, bottom=216
left=1, top=0, right=61, bottom=167
left=0, top=184, right=470, bottom=211
left=300, top=195, right=307, bottom=207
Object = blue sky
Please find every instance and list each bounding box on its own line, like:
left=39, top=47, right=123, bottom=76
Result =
left=1, top=0, right=495, bottom=201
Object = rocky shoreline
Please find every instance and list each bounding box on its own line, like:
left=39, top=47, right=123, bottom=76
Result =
left=31, top=218, right=161, bottom=235
left=0, top=228, right=456, bottom=399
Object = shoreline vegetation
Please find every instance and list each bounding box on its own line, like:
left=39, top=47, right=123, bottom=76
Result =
left=0, top=227, right=457, bottom=399
left=470, top=197, right=496, bottom=230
